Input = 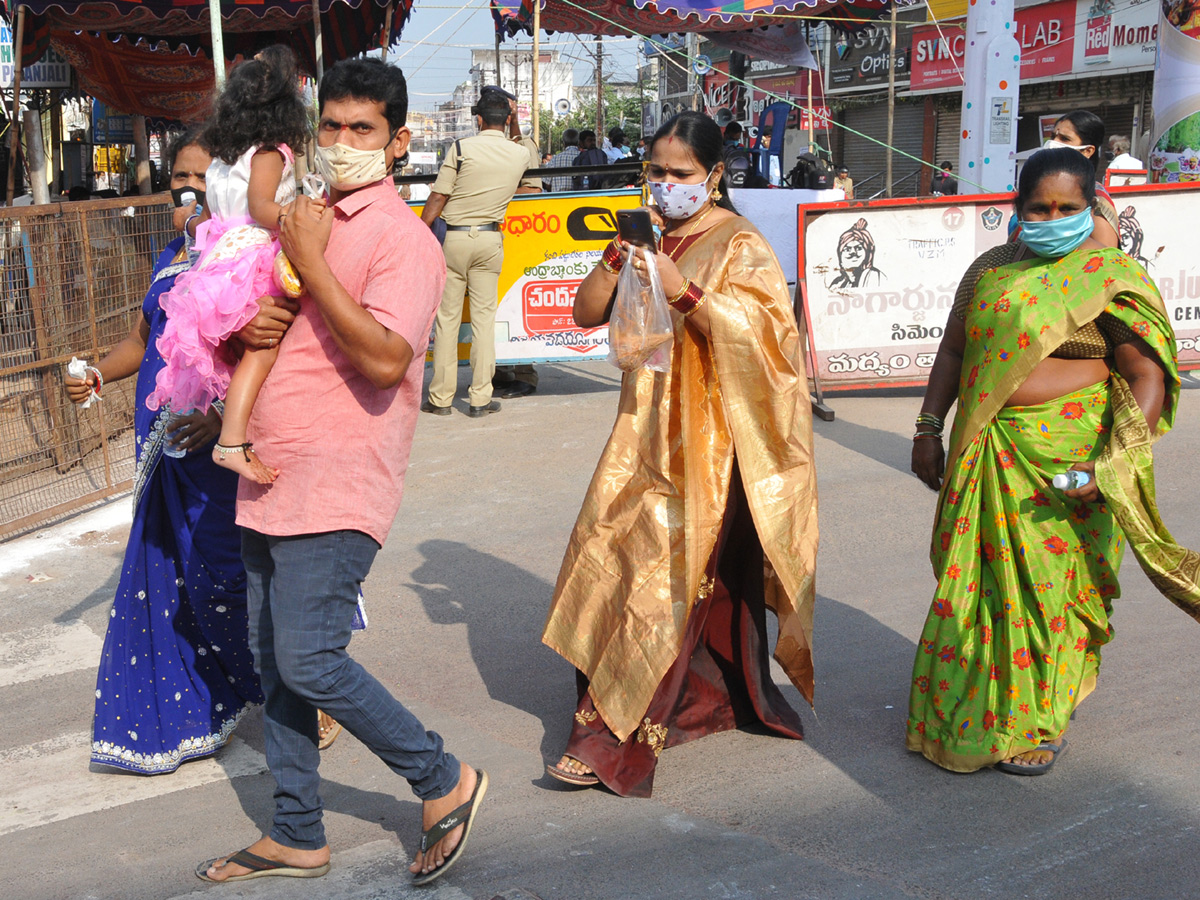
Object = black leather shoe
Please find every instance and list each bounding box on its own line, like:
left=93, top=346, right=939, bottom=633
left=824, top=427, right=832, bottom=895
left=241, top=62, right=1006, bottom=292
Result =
left=494, top=380, right=535, bottom=399
left=467, top=400, right=501, bottom=418
left=420, top=400, right=451, bottom=416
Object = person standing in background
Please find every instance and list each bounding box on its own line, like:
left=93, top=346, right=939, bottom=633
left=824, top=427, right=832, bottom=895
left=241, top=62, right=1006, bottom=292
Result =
left=573, top=130, right=608, bottom=190
left=930, top=161, right=957, bottom=196
left=546, top=129, right=581, bottom=192
left=834, top=165, right=854, bottom=199
left=421, top=90, right=531, bottom=417
left=479, top=85, right=544, bottom=399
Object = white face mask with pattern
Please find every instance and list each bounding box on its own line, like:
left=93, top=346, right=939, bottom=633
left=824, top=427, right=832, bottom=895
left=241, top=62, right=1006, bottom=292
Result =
left=314, top=133, right=397, bottom=190
left=647, top=172, right=714, bottom=219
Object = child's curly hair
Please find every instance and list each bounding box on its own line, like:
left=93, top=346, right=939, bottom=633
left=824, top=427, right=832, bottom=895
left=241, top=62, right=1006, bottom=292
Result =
left=203, top=45, right=310, bottom=164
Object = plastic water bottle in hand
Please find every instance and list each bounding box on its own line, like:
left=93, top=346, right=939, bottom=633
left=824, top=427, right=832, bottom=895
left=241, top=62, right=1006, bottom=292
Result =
left=1052, top=470, right=1091, bottom=491
left=66, top=357, right=100, bottom=409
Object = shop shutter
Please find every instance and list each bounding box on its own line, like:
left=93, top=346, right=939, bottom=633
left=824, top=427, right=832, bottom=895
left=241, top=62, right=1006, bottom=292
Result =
left=934, top=96, right=962, bottom=169
left=836, top=98, right=926, bottom=198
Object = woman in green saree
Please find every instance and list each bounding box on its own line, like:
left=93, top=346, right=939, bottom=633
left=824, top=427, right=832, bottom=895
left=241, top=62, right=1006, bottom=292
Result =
left=908, top=148, right=1200, bottom=775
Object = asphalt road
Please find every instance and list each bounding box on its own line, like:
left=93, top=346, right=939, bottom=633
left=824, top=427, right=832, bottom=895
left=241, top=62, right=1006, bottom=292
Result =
left=2, top=360, right=1198, bottom=900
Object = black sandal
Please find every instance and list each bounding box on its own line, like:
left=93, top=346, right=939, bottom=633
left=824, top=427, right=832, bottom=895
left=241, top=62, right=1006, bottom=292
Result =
left=411, top=769, right=489, bottom=886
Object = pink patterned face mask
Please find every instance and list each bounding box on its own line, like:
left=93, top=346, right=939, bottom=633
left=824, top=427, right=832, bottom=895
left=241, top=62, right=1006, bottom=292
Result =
left=647, top=172, right=713, bottom=220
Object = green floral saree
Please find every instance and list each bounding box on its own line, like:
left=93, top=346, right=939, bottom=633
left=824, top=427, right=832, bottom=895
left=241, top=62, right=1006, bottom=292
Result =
left=907, top=246, right=1200, bottom=772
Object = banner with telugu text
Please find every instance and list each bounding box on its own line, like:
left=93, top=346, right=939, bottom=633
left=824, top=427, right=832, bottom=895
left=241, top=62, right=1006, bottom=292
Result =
left=800, top=186, right=1200, bottom=389
left=413, top=189, right=642, bottom=364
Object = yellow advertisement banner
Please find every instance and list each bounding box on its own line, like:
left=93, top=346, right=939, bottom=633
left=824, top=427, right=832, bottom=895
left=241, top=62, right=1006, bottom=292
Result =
left=414, top=189, right=642, bottom=363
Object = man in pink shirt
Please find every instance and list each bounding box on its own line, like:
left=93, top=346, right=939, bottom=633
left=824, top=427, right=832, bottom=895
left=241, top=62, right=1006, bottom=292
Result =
left=197, top=59, right=487, bottom=888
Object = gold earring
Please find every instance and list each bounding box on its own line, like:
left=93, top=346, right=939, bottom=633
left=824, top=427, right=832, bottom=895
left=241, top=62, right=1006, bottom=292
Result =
left=711, top=187, right=723, bottom=202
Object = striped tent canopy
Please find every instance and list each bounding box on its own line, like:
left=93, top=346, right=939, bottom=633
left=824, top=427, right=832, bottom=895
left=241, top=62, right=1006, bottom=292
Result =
left=3, top=0, right=410, bottom=77
left=0, top=0, right=410, bottom=119
left=494, top=0, right=892, bottom=37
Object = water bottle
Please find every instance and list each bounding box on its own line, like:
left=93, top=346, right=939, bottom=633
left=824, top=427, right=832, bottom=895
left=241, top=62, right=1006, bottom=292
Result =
left=162, top=408, right=194, bottom=458
left=1051, top=470, right=1090, bottom=491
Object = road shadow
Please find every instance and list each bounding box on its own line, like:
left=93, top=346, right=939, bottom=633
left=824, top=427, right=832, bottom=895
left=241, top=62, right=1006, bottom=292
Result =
left=55, top=573, right=121, bottom=623
left=421, top=360, right=622, bottom=401
left=813, top=416, right=915, bottom=477
left=408, top=539, right=573, bottom=766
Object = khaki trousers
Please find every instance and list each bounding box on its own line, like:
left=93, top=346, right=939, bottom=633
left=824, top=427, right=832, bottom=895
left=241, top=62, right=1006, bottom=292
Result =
left=428, top=229, right=504, bottom=408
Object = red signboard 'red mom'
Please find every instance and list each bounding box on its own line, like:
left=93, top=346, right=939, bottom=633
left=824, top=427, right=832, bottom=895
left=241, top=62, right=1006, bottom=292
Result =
left=911, top=0, right=1077, bottom=90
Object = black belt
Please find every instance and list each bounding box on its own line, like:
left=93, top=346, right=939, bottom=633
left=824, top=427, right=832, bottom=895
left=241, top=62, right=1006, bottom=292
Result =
left=445, top=223, right=500, bottom=232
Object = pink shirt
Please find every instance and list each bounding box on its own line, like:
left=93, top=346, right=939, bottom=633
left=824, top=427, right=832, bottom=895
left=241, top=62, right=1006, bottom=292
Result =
left=236, top=179, right=445, bottom=545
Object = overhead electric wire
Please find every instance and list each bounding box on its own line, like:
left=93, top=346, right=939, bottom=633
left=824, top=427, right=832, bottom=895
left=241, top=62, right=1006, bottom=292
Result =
left=554, top=0, right=990, bottom=191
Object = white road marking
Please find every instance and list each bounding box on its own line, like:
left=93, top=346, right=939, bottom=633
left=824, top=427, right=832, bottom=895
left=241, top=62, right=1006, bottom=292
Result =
left=0, top=731, right=266, bottom=836
left=0, top=620, right=103, bottom=687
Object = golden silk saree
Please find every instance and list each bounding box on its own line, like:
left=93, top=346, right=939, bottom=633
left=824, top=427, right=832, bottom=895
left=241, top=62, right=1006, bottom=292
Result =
left=907, top=246, right=1200, bottom=772
left=543, top=217, right=819, bottom=743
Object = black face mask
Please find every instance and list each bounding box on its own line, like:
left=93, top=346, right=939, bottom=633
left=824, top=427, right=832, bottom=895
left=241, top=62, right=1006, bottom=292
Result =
left=170, top=186, right=206, bottom=210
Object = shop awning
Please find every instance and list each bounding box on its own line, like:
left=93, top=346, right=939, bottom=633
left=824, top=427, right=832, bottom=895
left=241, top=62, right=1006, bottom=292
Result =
left=494, top=0, right=895, bottom=38
left=3, top=0, right=410, bottom=73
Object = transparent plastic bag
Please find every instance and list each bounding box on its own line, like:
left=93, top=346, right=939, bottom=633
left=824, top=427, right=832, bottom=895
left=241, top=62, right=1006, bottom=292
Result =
left=607, top=246, right=674, bottom=372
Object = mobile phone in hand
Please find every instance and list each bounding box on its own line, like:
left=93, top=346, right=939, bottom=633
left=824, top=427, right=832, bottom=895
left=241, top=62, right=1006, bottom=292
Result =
left=616, top=209, right=657, bottom=249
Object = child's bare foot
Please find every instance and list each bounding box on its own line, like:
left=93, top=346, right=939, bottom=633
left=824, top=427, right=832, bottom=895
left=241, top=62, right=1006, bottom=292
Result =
left=213, top=441, right=279, bottom=484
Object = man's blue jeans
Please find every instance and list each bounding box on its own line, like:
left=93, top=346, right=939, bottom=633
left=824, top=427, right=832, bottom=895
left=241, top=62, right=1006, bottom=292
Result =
left=242, top=528, right=460, bottom=850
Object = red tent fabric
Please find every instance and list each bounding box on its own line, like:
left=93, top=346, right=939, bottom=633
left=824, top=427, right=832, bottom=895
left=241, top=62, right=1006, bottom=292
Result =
left=4, top=0, right=410, bottom=74
left=53, top=33, right=221, bottom=122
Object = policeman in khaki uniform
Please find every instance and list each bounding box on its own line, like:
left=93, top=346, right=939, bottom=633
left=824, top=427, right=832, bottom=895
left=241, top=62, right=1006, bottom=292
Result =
left=420, top=90, right=532, bottom=417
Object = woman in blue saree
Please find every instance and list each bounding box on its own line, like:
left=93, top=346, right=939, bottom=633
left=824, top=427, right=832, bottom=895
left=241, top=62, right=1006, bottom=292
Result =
left=67, top=132, right=266, bottom=773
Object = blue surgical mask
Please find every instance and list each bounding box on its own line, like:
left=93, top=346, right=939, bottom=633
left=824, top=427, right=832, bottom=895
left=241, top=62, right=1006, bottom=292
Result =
left=1017, top=208, right=1093, bottom=258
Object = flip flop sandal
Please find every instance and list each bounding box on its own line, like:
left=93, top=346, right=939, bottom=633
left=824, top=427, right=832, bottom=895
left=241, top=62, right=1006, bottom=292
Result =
left=994, top=737, right=1069, bottom=776
left=317, top=712, right=343, bottom=751
left=195, top=849, right=331, bottom=883
left=545, top=760, right=600, bottom=787
left=412, top=768, right=490, bottom=886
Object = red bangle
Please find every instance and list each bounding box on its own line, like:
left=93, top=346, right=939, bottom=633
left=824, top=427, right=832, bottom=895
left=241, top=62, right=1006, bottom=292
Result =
left=669, top=280, right=705, bottom=316
left=600, top=239, right=621, bottom=274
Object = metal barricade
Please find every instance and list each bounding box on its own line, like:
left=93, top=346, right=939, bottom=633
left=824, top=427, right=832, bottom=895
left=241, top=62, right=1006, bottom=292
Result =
left=0, top=194, right=175, bottom=540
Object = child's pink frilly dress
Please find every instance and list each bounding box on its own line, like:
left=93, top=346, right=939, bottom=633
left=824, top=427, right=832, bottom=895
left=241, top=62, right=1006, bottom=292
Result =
left=147, top=144, right=296, bottom=414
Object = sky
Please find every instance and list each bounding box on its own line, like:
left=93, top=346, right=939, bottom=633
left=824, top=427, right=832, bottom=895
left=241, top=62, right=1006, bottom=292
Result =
left=390, top=2, right=645, bottom=113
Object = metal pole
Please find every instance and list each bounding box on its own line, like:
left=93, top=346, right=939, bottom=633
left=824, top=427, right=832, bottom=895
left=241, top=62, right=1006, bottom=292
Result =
left=50, top=92, right=62, bottom=192
left=23, top=109, right=48, bottom=204
left=312, top=0, right=324, bottom=81
left=531, top=0, right=540, bottom=143
left=6, top=5, right=26, bottom=205
left=807, top=67, right=814, bottom=152
left=885, top=2, right=896, bottom=198
left=381, top=1, right=394, bottom=63
left=596, top=36, right=604, bottom=137
left=208, top=0, right=225, bottom=89
left=494, top=33, right=502, bottom=89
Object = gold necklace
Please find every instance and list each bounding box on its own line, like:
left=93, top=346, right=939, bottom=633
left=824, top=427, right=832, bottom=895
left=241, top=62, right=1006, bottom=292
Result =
left=663, top=201, right=716, bottom=260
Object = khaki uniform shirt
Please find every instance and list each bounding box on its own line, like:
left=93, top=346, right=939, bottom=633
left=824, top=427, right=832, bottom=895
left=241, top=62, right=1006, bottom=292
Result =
left=834, top=175, right=853, bottom=199
left=432, top=129, right=531, bottom=226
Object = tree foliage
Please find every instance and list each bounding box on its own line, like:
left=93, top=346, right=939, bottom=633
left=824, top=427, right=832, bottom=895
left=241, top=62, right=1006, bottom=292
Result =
left=537, top=85, right=644, bottom=154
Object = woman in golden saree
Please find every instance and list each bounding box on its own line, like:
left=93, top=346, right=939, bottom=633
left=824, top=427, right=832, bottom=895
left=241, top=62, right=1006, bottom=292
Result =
left=542, top=112, right=819, bottom=797
left=909, top=148, right=1200, bottom=775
